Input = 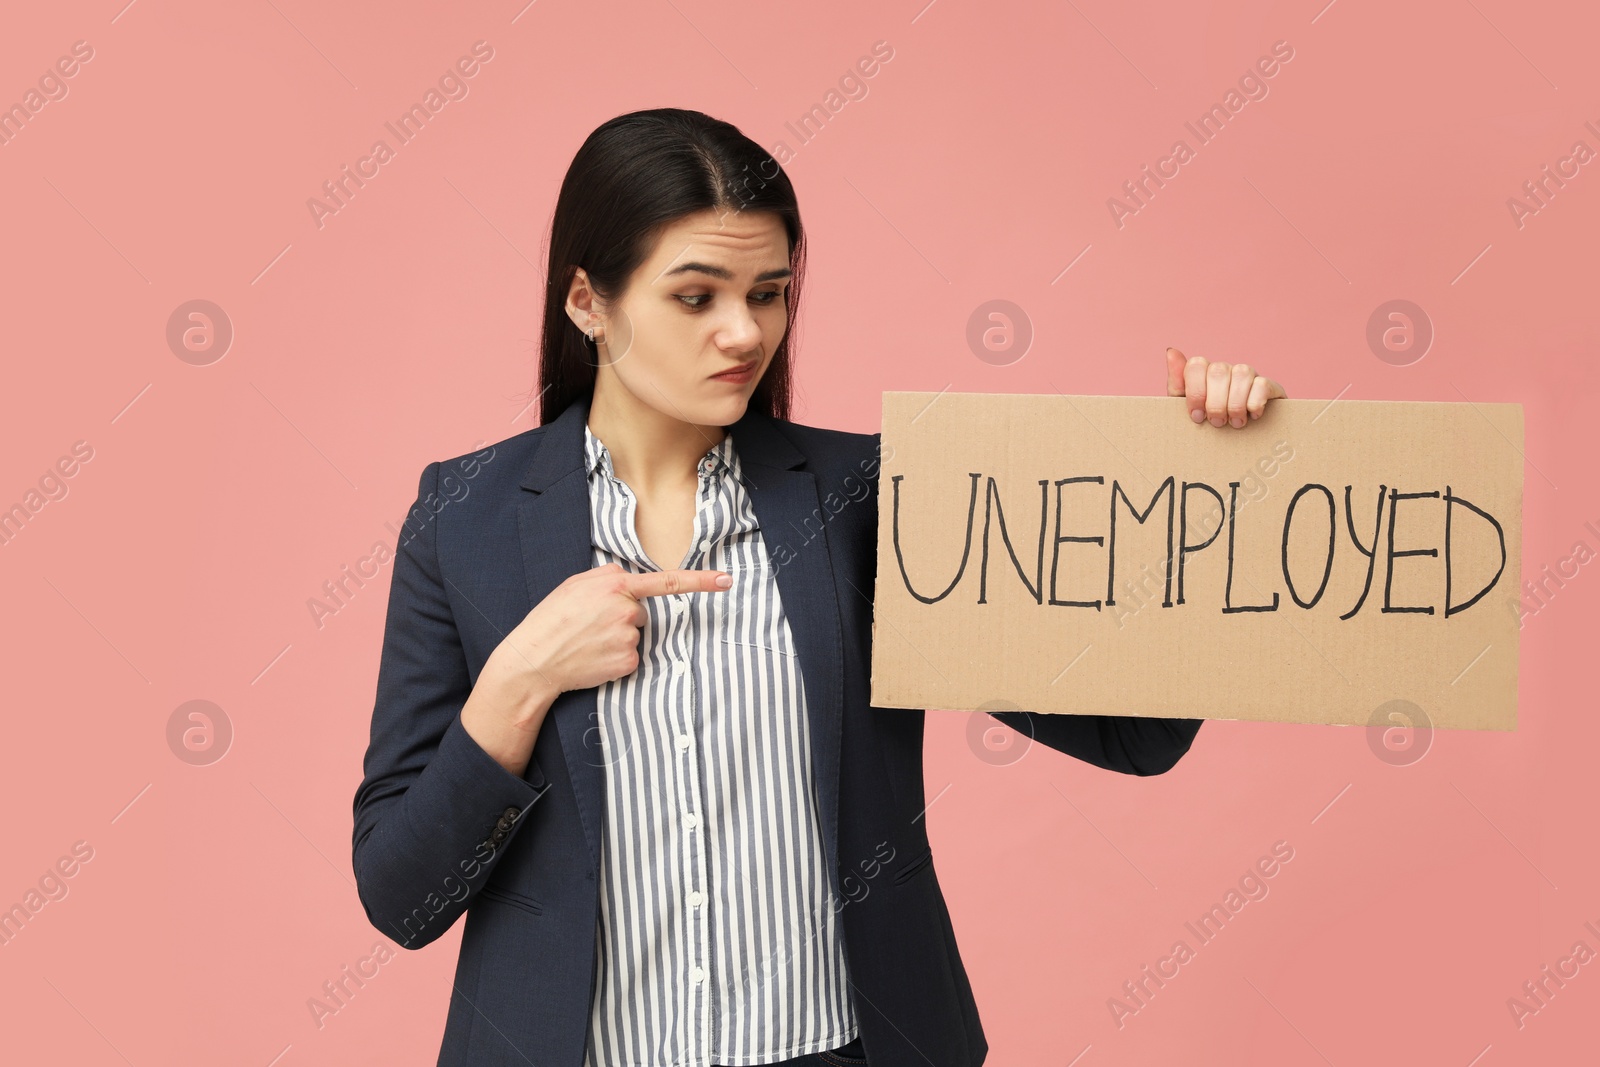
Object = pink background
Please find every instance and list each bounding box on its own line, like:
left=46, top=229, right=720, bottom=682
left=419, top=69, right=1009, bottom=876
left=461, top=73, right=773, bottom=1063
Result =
left=2, top=1, right=1596, bottom=1064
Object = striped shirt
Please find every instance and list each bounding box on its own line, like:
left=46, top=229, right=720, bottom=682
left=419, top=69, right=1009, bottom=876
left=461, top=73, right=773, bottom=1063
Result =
left=580, top=423, right=859, bottom=1067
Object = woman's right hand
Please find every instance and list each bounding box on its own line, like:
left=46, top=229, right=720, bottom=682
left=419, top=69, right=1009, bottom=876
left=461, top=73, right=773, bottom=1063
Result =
left=461, top=563, right=732, bottom=776
left=498, top=562, right=733, bottom=701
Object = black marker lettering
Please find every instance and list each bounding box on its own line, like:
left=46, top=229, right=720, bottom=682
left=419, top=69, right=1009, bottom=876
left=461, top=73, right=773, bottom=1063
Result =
left=1177, top=482, right=1225, bottom=606
left=1107, top=477, right=1176, bottom=608
left=1222, top=481, right=1280, bottom=613
left=979, top=477, right=1050, bottom=605
left=1281, top=484, right=1335, bottom=609
left=891, top=473, right=979, bottom=604
left=1382, top=489, right=1440, bottom=614
left=1444, top=484, right=1507, bottom=616
left=1339, top=484, right=1387, bottom=620
left=1048, top=476, right=1104, bottom=609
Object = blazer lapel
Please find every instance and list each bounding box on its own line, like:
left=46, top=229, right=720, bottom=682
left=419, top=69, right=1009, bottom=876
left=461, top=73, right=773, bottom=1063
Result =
left=515, top=394, right=846, bottom=889
left=515, top=396, right=606, bottom=869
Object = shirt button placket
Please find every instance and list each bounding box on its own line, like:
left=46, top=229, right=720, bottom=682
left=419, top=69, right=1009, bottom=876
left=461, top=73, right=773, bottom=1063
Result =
left=674, top=574, right=712, bottom=1057
left=686, top=458, right=723, bottom=1059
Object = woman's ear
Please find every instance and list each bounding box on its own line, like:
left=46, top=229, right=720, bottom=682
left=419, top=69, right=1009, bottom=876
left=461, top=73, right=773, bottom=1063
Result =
left=565, top=266, right=596, bottom=331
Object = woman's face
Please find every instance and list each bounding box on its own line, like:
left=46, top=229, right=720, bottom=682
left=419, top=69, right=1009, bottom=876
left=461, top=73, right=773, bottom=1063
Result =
left=575, top=207, right=791, bottom=429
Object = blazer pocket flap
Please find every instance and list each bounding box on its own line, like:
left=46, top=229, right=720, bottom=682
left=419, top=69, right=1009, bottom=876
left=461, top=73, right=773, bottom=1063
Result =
left=891, top=847, right=934, bottom=885
left=476, top=883, right=544, bottom=915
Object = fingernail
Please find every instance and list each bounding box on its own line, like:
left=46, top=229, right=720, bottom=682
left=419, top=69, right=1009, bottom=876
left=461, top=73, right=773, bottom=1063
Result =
left=1210, top=415, right=1225, bottom=427
left=715, top=574, right=732, bottom=588
left=1190, top=408, right=1205, bottom=423
left=1231, top=416, right=1244, bottom=428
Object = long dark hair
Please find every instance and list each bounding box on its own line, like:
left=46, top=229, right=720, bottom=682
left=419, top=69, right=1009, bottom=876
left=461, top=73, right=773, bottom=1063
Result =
left=531, top=108, right=805, bottom=426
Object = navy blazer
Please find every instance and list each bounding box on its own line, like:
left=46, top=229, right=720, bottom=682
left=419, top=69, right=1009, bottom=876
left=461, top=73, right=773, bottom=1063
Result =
left=352, top=392, right=1203, bottom=1067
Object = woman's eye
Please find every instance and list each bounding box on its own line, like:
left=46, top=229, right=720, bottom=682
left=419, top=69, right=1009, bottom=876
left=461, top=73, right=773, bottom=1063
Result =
left=676, top=291, right=784, bottom=310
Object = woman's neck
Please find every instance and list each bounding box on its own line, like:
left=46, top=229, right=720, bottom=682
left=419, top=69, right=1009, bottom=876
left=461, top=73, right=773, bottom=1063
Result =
left=586, top=376, right=725, bottom=496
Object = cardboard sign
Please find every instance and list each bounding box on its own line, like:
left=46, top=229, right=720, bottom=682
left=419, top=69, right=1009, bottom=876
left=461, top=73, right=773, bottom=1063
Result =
left=870, top=391, right=1523, bottom=731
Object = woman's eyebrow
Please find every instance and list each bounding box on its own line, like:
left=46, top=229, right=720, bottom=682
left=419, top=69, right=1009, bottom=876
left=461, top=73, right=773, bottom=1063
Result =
left=663, top=262, right=792, bottom=283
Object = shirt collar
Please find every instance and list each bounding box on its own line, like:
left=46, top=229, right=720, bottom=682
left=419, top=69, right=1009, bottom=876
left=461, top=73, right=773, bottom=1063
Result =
left=583, top=424, right=736, bottom=482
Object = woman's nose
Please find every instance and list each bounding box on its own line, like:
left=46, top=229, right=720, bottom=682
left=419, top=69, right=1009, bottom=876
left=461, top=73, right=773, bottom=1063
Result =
left=717, top=307, right=764, bottom=349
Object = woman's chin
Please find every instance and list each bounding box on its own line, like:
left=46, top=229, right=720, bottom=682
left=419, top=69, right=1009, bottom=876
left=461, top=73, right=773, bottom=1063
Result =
left=694, top=393, right=753, bottom=427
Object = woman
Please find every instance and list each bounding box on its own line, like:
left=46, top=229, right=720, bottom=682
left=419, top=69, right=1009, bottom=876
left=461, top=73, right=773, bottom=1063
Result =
left=352, top=108, right=1288, bottom=1067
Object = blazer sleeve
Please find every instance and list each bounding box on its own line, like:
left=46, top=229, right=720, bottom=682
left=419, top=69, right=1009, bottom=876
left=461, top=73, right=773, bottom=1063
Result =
left=352, top=459, right=551, bottom=949
left=986, top=710, right=1203, bottom=776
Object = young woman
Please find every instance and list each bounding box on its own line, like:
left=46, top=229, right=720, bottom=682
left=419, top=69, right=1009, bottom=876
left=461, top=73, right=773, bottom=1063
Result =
left=353, top=108, right=1288, bottom=1067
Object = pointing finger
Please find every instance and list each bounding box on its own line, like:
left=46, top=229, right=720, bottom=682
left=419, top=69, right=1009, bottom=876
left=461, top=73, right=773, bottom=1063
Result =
left=623, top=569, right=733, bottom=599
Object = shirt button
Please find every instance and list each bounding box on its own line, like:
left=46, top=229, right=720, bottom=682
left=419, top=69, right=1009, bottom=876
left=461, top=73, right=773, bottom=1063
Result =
left=672, top=601, right=685, bottom=616
left=698, top=540, right=710, bottom=552
left=688, top=890, right=704, bottom=907
left=673, top=660, right=687, bottom=675
left=683, top=812, right=698, bottom=829
left=691, top=966, right=705, bottom=983
left=676, top=734, right=691, bottom=750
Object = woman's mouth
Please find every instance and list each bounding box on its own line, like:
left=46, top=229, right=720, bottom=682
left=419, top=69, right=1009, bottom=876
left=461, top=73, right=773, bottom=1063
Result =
left=709, top=359, right=759, bottom=384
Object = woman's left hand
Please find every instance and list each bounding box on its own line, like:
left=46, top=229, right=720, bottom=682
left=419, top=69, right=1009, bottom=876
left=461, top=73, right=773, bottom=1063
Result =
left=1165, top=346, right=1288, bottom=428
